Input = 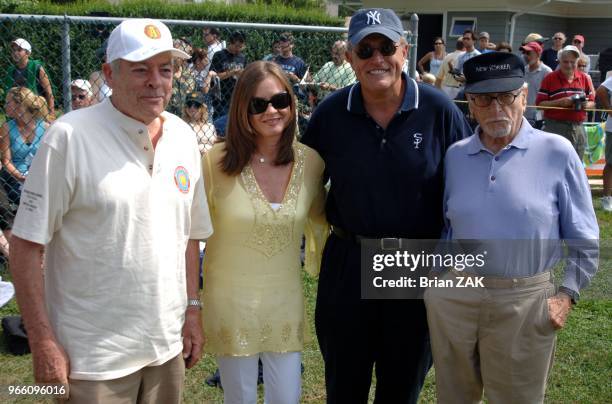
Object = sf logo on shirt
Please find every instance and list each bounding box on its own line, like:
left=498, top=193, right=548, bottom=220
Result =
left=413, top=133, right=423, bottom=150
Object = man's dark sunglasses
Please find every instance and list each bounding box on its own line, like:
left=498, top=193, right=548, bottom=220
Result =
left=186, top=101, right=203, bottom=108
left=354, top=40, right=399, bottom=60
left=248, top=92, right=291, bottom=115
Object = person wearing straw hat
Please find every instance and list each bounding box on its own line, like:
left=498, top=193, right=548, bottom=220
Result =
left=426, top=51, right=598, bottom=404
left=10, top=18, right=212, bottom=403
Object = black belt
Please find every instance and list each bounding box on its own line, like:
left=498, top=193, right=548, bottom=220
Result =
left=331, top=226, right=403, bottom=250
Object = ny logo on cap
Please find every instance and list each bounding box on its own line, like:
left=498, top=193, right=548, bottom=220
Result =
left=144, top=25, right=161, bottom=39
left=366, top=10, right=381, bottom=25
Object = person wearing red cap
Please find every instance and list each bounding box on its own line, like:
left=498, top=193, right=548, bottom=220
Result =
left=572, top=34, right=591, bottom=73
left=520, top=41, right=551, bottom=129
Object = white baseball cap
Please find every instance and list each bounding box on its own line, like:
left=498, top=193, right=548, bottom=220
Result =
left=106, top=18, right=190, bottom=63
left=558, top=45, right=581, bottom=60
left=70, top=79, right=93, bottom=96
left=11, top=38, right=32, bottom=53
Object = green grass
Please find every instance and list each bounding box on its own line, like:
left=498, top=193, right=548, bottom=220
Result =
left=0, top=205, right=610, bottom=403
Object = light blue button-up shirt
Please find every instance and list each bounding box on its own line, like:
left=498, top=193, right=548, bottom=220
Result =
left=443, top=118, right=599, bottom=295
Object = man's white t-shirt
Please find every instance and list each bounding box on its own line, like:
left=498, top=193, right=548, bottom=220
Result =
left=12, top=98, right=213, bottom=380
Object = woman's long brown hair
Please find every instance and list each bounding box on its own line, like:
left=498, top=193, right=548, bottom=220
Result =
left=220, top=61, right=296, bottom=176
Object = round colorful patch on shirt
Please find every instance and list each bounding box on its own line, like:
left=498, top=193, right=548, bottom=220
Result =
left=174, top=166, right=190, bottom=194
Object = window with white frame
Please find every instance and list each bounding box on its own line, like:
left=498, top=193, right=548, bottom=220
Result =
left=449, top=17, right=476, bottom=37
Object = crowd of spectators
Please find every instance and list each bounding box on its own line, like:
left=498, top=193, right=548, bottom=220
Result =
left=0, top=25, right=610, bottom=259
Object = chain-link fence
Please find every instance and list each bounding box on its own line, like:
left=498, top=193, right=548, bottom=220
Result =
left=0, top=14, right=417, bottom=264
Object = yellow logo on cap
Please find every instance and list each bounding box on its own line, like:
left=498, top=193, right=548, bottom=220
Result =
left=144, top=25, right=161, bottom=39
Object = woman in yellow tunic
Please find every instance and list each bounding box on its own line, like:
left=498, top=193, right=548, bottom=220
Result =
left=201, top=61, right=327, bottom=404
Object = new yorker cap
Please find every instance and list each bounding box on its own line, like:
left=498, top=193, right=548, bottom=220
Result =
left=464, top=52, right=526, bottom=94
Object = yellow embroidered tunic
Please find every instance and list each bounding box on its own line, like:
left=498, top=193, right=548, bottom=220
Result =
left=201, top=142, right=327, bottom=356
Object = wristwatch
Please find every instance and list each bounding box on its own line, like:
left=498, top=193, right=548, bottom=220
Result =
left=187, top=298, right=203, bottom=309
left=558, top=286, right=578, bottom=305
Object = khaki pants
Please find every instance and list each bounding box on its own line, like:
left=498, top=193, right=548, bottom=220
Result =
left=544, top=118, right=586, bottom=160
left=424, top=272, right=556, bottom=404
left=61, top=354, right=185, bottom=404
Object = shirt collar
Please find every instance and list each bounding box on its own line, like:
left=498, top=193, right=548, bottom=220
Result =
left=347, top=72, right=418, bottom=114
left=466, top=117, right=534, bottom=155
left=102, top=97, right=166, bottom=135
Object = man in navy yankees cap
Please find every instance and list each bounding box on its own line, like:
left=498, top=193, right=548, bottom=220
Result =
left=425, top=51, right=598, bottom=403
left=302, top=7, right=472, bottom=404
left=347, top=8, right=404, bottom=46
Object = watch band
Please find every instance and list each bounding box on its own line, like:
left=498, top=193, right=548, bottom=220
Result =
left=187, top=298, right=203, bottom=309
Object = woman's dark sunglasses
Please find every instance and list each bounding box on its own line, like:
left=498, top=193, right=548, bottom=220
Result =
left=354, top=40, right=399, bottom=59
left=248, top=92, right=291, bottom=115
left=186, top=101, right=202, bottom=108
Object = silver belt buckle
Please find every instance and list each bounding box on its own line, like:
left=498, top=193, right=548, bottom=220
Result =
left=380, top=238, right=402, bottom=250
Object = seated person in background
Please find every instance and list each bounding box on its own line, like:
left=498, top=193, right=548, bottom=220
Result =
left=167, top=39, right=197, bottom=115
left=312, top=40, right=356, bottom=98
left=3, top=38, right=54, bottom=120
left=70, top=79, right=94, bottom=110
left=263, top=39, right=281, bottom=61
left=187, top=47, right=216, bottom=121
left=273, top=32, right=308, bottom=84
left=182, top=92, right=217, bottom=154
left=0, top=87, right=49, bottom=208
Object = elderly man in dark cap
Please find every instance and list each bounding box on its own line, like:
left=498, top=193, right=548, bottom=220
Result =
left=425, top=52, right=599, bottom=403
left=302, top=8, right=471, bottom=404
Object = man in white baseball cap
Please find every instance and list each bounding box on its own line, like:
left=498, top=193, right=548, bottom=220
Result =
left=2, top=37, right=55, bottom=119
left=10, top=18, right=212, bottom=403
left=69, top=79, right=93, bottom=110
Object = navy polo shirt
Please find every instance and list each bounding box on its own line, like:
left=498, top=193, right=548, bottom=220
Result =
left=301, top=74, right=471, bottom=238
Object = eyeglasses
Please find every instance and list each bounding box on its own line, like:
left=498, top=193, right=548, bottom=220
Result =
left=71, top=94, right=87, bottom=101
left=469, top=91, right=522, bottom=108
left=186, top=101, right=203, bottom=108
left=248, top=92, right=291, bottom=114
left=573, top=40, right=582, bottom=44
left=553, top=37, right=564, bottom=40
left=354, top=40, right=399, bottom=59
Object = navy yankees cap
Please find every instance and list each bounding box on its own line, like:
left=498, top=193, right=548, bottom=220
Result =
left=464, top=52, right=526, bottom=94
left=348, top=8, right=404, bottom=46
